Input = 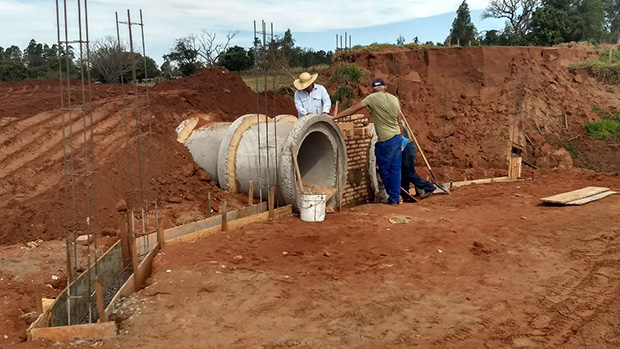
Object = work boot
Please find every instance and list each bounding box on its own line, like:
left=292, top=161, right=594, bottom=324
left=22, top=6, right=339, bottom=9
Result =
left=419, top=190, right=433, bottom=199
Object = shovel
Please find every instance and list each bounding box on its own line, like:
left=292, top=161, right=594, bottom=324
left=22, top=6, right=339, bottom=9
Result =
left=400, top=111, right=451, bottom=195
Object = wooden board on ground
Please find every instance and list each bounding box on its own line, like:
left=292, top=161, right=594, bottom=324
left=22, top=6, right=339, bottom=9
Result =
left=169, top=205, right=292, bottom=244
left=550, top=190, right=617, bottom=206
left=30, top=322, right=116, bottom=342
left=302, top=181, right=337, bottom=201
left=541, top=187, right=611, bottom=205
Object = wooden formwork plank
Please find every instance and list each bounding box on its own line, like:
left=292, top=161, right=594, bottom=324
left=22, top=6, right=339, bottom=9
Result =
left=441, top=176, right=511, bottom=190
left=161, top=203, right=267, bottom=242
left=508, top=157, right=522, bottom=181
left=30, top=322, right=116, bottom=342
left=541, top=187, right=610, bottom=205
left=567, top=191, right=616, bottom=205
left=170, top=205, right=292, bottom=244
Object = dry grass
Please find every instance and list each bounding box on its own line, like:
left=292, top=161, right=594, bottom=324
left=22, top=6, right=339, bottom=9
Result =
left=240, top=65, right=331, bottom=93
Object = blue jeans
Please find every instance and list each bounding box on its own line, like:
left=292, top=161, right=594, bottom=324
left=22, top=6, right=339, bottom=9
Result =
left=401, top=141, right=436, bottom=193
left=375, top=135, right=402, bottom=204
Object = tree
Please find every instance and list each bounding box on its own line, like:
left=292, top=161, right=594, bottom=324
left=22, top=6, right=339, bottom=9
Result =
left=163, top=37, right=201, bottom=76
left=396, top=35, right=406, bottom=46
left=194, top=31, right=238, bottom=67
left=23, top=39, right=45, bottom=68
left=90, top=36, right=132, bottom=83
left=218, top=45, right=253, bottom=71
left=482, top=0, right=539, bottom=40
left=529, top=0, right=579, bottom=45
left=450, top=1, right=478, bottom=45
left=0, top=60, right=29, bottom=81
left=578, top=0, right=606, bottom=42
left=3, top=45, right=22, bottom=60
left=605, top=0, right=620, bottom=43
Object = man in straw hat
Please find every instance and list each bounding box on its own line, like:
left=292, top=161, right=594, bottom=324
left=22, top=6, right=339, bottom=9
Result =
left=293, top=72, right=331, bottom=118
left=332, top=78, right=403, bottom=205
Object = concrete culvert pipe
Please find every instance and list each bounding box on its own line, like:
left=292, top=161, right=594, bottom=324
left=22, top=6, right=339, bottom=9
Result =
left=181, top=114, right=347, bottom=209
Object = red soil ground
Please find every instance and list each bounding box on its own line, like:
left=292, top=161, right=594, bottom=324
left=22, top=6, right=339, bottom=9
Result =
left=0, top=68, right=296, bottom=246
left=95, top=170, right=620, bottom=348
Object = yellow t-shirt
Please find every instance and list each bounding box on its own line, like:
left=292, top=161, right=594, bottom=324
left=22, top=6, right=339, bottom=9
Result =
left=362, top=91, right=401, bottom=142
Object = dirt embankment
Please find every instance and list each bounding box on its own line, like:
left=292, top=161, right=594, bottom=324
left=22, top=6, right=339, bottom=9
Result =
left=330, top=46, right=620, bottom=178
left=0, top=68, right=296, bottom=245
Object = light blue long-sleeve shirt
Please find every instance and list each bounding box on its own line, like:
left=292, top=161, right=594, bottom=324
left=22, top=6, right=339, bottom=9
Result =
left=294, top=84, right=331, bottom=118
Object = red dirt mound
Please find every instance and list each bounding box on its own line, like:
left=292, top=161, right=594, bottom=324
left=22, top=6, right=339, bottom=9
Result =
left=330, top=46, right=620, bottom=178
left=0, top=68, right=296, bottom=245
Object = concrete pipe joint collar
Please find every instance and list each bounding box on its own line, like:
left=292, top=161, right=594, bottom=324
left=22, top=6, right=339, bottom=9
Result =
left=279, top=114, right=347, bottom=209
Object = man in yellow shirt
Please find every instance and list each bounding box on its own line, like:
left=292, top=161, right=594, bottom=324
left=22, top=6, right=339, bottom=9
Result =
left=333, top=78, right=403, bottom=205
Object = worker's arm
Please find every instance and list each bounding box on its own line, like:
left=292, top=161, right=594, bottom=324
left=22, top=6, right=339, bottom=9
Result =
left=320, top=86, right=332, bottom=115
left=333, top=101, right=366, bottom=120
left=294, top=91, right=308, bottom=117
left=397, top=108, right=404, bottom=135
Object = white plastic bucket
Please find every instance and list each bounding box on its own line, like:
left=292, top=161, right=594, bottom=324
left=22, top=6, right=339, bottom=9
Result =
left=299, top=194, right=326, bottom=222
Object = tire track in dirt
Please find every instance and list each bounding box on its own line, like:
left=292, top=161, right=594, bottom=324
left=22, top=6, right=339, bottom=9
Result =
left=0, top=105, right=124, bottom=181
left=0, top=97, right=127, bottom=161
left=506, top=229, right=620, bottom=348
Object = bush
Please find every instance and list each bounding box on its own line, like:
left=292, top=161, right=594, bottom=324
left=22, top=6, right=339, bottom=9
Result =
left=330, top=63, right=362, bottom=85
left=331, top=85, right=355, bottom=108
left=585, top=118, right=620, bottom=140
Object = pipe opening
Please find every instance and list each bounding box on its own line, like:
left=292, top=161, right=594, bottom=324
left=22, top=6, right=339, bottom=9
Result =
left=298, top=131, right=336, bottom=188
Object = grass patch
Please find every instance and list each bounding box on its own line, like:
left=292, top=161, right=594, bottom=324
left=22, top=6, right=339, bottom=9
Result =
left=569, top=49, right=620, bottom=85
left=585, top=118, right=620, bottom=140
left=560, top=141, right=581, bottom=159
left=569, top=60, right=620, bottom=85
left=239, top=64, right=331, bottom=93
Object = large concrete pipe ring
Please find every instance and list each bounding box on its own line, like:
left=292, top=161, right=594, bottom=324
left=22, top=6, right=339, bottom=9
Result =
left=185, top=122, right=231, bottom=184
left=182, top=114, right=347, bottom=209
left=279, top=114, right=347, bottom=209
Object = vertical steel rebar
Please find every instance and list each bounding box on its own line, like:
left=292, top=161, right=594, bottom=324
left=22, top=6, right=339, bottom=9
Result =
left=139, top=9, right=159, bottom=248
left=254, top=20, right=263, bottom=204
left=271, top=23, right=279, bottom=207
left=56, top=0, right=73, bottom=326
left=263, top=21, right=270, bottom=194
left=83, top=0, right=99, bottom=293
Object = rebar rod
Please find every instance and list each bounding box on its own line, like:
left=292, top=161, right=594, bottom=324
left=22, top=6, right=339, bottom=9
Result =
left=84, top=0, right=99, bottom=283
left=127, top=10, right=147, bottom=216
left=116, top=12, right=133, bottom=209
left=271, top=22, right=279, bottom=207
left=139, top=9, right=157, bottom=252
left=56, top=0, right=73, bottom=327
left=263, top=21, right=270, bottom=193
left=76, top=0, right=93, bottom=322
left=254, top=20, right=263, bottom=204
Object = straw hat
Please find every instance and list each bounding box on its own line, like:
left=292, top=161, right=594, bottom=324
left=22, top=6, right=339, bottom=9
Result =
left=294, top=72, right=318, bottom=90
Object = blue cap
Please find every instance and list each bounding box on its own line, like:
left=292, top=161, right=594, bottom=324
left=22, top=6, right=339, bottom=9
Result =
left=371, top=78, right=385, bottom=88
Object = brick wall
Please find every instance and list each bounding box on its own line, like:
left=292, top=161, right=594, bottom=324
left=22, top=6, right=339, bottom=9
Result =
left=336, top=114, right=373, bottom=207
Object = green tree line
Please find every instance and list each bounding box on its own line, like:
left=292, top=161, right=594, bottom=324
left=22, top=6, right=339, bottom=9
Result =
left=448, top=0, right=620, bottom=47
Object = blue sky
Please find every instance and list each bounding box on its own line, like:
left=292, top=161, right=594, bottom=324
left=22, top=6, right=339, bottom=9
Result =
left=0, top=0, right=505, bottom=65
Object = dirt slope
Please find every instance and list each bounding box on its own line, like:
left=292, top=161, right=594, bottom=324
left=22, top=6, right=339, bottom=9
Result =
left=0, top=68, right=296, bottom=245
left=330, top=46, right=620, bottom=178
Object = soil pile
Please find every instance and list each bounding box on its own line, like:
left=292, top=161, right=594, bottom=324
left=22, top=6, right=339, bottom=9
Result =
left=0, top=68, right=296, bottom=245
left=330, top=46, right=620, bottom=178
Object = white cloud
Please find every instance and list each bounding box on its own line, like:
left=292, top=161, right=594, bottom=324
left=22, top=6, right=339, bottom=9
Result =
left=1, top=0, right=491, bottom=63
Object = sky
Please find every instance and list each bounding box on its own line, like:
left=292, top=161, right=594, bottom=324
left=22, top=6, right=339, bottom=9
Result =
left=0, top=0, right=505, bottom=65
